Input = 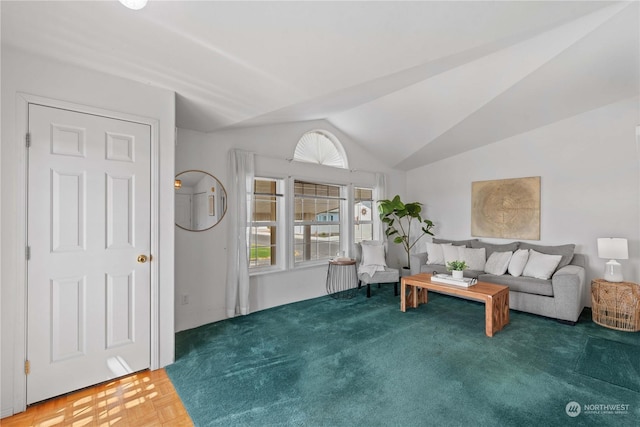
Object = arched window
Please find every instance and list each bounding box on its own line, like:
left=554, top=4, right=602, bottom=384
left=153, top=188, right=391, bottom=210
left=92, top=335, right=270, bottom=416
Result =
left=293, top=130, right=348, bottom=169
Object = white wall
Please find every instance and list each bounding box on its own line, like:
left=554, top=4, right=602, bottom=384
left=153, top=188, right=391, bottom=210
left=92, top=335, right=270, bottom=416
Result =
left=1, top=48, right=176, bottom=417
left=175, top=121, right=406, bottom=332
left=406, top=97, right=640, bottom=307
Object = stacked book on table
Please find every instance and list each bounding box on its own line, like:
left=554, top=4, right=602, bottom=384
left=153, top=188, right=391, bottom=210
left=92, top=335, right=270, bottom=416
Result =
left=430, top=274, right=477, bottom=287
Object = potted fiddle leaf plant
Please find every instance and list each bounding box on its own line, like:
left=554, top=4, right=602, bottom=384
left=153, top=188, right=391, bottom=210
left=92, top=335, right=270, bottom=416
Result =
left=446, top=260, right=468, bottom=279
left=378, top=195, right=435, bottom=271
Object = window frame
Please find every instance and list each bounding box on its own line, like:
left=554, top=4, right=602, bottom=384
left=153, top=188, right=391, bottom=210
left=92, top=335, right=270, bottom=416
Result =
left=291, top=179, right=346, bottom=268
left=249, top=177, right=285, bottom=275
left=293, top=130, right=349, bottom=169
left=353, top=186, right=375, bottom=244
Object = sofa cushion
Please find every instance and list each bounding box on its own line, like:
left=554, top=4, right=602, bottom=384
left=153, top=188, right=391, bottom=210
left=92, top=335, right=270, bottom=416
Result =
left=508, top=249, right=529, bottom=277
left=522, top=249, right=561, bottom=280
left=518, top=242, right=575, bottom=269
left=479, top=274, right=554, bottom=297
left=458, top=247, right=486, bottom=271
left=442, top=245, right=463, bottom=265
left=471, top=241, right=519, bottom=259
left=433, top=238, right=478, bottom=247
left=484, top=251, right=513, bottom=276
left=426, top=242, right=451, bottom=265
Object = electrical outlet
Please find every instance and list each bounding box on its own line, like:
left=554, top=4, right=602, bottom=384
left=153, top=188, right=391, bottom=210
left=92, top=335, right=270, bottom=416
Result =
left=181, top=294, right=189, bottom=305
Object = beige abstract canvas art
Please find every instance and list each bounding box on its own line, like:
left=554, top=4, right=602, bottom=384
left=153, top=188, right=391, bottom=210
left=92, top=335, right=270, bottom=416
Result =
left=471, top=176, right=540, bottom=240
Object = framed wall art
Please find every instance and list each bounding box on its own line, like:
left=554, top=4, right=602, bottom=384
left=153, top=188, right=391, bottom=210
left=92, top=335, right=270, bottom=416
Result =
left=471, top=176, right=540, bottom=240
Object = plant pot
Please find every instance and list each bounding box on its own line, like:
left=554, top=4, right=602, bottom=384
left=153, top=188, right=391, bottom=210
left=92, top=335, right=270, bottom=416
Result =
left=451, top=270, right=464, bottom=279
left=401, top=267, right=411, bottom=277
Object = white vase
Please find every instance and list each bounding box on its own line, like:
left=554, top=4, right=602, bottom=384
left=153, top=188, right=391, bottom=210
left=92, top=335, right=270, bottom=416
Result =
left=451, top=270, right=464, bottom=279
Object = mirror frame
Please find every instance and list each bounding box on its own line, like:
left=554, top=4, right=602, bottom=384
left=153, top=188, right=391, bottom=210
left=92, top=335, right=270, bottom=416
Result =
left=175, top=169, right=227, bottom=232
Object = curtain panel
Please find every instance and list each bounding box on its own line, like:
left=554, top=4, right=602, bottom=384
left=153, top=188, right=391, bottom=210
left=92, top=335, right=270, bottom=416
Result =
left=373, top=172, right=386, bottom=241
left=226, top=149, right=255, bottom=317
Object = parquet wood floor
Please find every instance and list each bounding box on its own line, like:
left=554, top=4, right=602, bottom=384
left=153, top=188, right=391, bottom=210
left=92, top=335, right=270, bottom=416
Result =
left=1, top=369, right=193, bottom=426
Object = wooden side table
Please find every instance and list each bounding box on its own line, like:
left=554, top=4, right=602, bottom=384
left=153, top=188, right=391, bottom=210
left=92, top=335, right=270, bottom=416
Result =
left=591, top=279, right=640, bottom=332
left=326, top=259, right=358, bottom=299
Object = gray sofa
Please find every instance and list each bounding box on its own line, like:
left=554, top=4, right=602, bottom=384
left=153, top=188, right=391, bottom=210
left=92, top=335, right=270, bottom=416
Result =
left=410, top=238, right=587, bottom=324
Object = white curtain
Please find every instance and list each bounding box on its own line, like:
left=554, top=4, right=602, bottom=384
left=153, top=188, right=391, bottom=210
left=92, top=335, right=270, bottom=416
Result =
left=373, top=173, right=386, bottom=240
left=226, top=149, right=255, bottom=317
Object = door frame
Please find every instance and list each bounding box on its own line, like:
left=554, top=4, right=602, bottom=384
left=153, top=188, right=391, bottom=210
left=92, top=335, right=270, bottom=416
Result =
left=12, top=93, right=161, bottom=412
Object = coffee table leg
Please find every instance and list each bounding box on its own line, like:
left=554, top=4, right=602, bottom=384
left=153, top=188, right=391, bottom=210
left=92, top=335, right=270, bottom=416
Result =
left=485, top=297, right=494, bottom=337
left=401, top=279, right=406, bottom=312
left=504, top=291, right=510, bottom=326
left=494, top=289, right=509, bottom=332
left=485, top=290, right=510, bottom=337
left=420, top=288, right=428, bottom=304
left=412, top=284, right=418, bottom=308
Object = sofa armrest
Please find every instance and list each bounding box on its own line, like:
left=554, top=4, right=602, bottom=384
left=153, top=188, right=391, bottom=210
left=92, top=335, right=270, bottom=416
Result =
left=410, top=252, right=428, bottom=275
left=551, top=265, right=586, bottom=321
left=552, top=265, right=585, bottom=282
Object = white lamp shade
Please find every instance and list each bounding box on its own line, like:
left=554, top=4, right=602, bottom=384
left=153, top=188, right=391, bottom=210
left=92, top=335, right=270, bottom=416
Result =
left=597, top=238, right=628, bottom=260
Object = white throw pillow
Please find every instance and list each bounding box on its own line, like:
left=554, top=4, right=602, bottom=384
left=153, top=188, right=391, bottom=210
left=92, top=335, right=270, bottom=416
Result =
left=484, top=251, right=513, bottom=276
left=361, top=244, right=387, bottom=267
left=522, top=249, right=562, bottom=280
left=426, top=242, right=451, bottom=265
left=508, top=249, right=530, bottom=277
left=442, top=245, right=462, bottom=266
left=458, top=247, right=486, bottom=271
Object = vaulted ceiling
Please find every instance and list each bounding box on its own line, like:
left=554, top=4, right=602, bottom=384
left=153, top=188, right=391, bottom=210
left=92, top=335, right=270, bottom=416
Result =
left=2, top=1, right=638, bottom=170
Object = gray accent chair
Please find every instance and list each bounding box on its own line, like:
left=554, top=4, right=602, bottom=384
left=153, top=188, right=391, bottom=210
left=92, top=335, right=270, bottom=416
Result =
left=353, top=242, right=400, bottom=298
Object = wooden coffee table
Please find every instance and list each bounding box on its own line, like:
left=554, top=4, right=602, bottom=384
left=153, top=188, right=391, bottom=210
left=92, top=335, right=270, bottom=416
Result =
left=401, top=273, right=510, bottom=337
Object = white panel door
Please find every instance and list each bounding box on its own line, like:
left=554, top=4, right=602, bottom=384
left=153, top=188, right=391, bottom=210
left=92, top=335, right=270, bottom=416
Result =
left=27, top=104, right=151, bottom=404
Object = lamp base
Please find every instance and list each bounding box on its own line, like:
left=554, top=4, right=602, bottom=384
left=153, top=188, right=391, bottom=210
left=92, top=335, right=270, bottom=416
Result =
left=603, top=259, right=623, bottom=282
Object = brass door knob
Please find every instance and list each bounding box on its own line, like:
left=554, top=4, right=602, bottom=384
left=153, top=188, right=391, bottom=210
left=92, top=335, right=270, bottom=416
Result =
left=137, top=255, right=148, bottom=263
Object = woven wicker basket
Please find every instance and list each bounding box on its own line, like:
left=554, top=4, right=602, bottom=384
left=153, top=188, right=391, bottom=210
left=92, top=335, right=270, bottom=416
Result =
left=591, top=279, right=640, bottom=332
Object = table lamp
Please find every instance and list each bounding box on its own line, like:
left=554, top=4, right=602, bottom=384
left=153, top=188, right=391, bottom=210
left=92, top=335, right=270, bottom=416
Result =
left=597, top=238, right=628, bottom=282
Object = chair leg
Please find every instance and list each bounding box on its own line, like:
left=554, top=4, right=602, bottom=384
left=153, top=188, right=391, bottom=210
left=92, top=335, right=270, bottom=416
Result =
left=358, top=280, right=362, bottom=289
left=366, top=284, right=371, bottom=298
left=394, top=282, right=398, bottom=296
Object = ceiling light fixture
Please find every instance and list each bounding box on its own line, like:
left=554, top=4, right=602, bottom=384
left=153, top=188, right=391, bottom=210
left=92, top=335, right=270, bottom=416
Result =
left=118, top=0, right=148, bottom=11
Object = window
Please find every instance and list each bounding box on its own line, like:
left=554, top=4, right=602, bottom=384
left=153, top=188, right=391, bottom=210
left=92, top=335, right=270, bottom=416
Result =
left=354, top=187, right=374, bottom=243
left=293, top=130, right=348, bottom=169
left=250, top=178, right=283, bottom=270
left=294, top=180, right=343, bottom=264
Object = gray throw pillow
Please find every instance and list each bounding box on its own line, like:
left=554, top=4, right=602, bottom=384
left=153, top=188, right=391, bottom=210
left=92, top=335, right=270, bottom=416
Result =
left=484, top=251, right=513, bottom=276
left=518, top=242, right=575, bottom=269
left=522, top=250, right=562, bottom=280
left=433, top=238, right=479, bottom=248
left=470, top=241, right=519, bottom=259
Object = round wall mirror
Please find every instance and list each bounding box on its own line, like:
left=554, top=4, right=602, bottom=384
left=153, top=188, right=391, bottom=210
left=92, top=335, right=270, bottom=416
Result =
left=175, top=170, right=227, bottom=231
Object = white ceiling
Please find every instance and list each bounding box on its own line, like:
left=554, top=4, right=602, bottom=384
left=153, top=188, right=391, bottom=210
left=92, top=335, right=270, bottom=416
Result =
left=2, top=1, right=638, bottom=170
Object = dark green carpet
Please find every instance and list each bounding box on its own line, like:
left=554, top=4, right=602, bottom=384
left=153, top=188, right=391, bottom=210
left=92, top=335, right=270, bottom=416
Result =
left=166, top=286, right=640, bottom=426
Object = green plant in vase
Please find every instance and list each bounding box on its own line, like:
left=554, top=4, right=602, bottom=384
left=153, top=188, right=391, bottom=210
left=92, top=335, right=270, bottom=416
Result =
left=378, top=195, right=435, bottom=270
left=446, top=260, right=468, bottom=279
